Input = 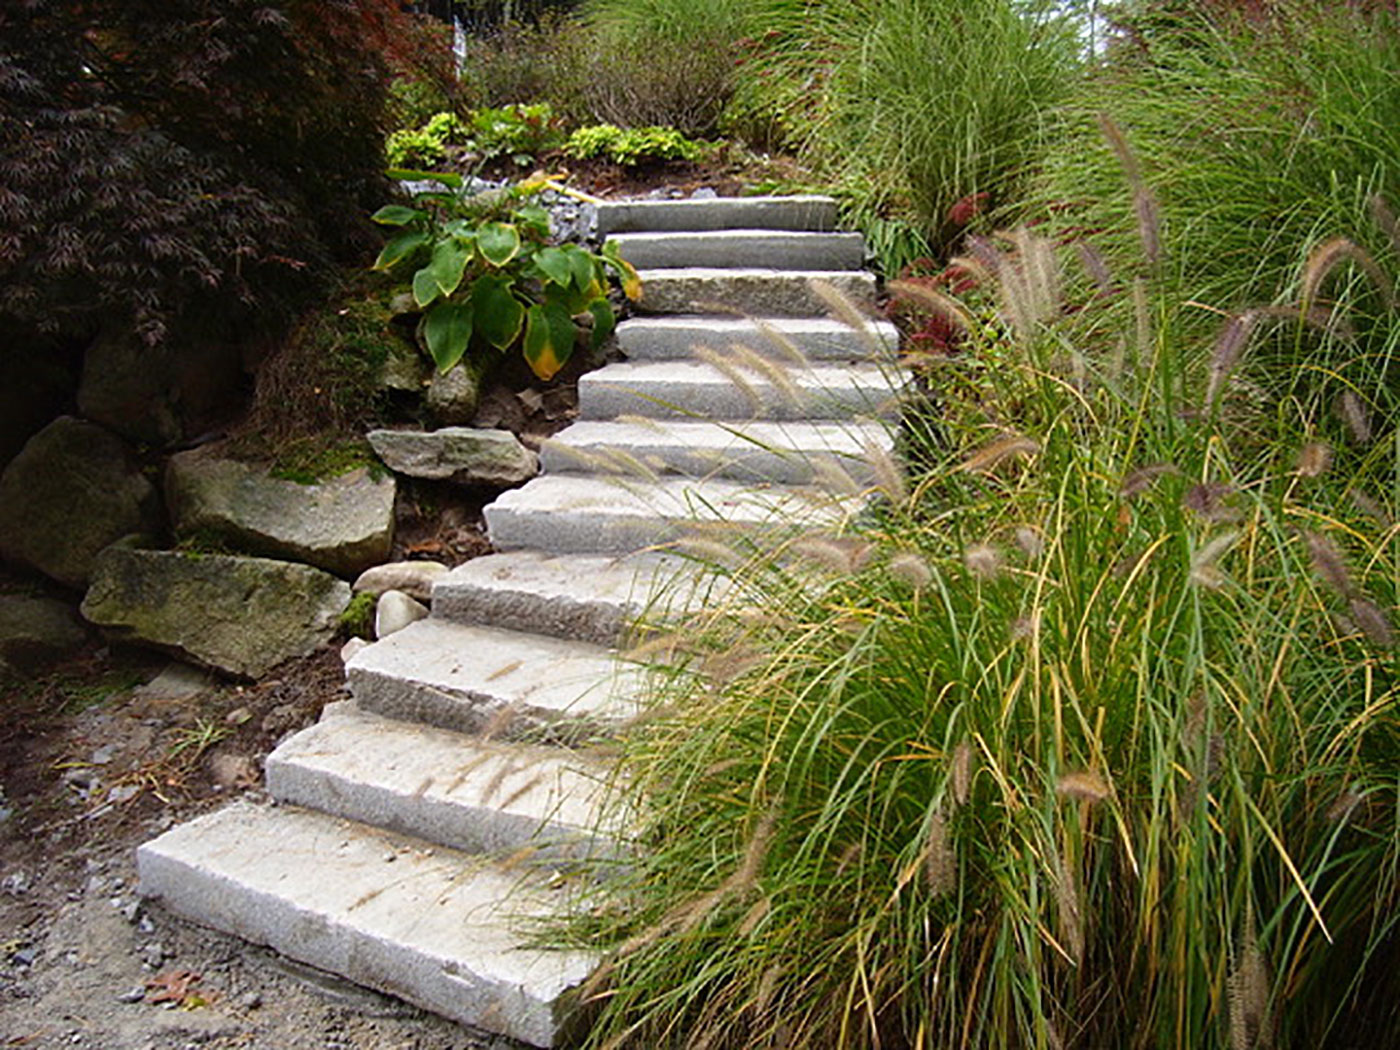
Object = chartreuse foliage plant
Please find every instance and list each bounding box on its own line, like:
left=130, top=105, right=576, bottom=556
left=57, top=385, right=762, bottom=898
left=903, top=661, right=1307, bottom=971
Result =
left=564, top=124, right=708, bottom=166
left=385, top=103, right=567, bottom=170
left=561, top=198, right=1400, bottom=1046
left=372, top=173, right=639, bottom=381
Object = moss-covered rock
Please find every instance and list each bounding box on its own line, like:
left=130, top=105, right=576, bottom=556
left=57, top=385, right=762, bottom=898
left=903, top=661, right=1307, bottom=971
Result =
left=81, top=546, right=351, bottom=678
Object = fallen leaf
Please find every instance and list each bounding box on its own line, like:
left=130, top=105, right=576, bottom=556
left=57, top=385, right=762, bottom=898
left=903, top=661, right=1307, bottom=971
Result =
left=145, top=969, right=202, bottom=1005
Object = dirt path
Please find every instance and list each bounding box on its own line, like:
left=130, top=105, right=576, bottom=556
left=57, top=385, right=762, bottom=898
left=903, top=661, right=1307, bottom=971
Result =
left=0, top=645, right=524, bottom=1050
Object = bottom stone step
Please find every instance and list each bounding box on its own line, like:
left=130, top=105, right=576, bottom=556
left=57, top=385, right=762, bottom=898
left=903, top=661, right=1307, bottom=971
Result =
left=138, top=801, right=595, bottom=1048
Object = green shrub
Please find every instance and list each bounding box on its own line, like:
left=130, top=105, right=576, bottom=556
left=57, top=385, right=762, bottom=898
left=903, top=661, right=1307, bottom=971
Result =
left=459, top=12, right=594, bottom=124
left=371, top=173, right=640, bottom=380
left=564, top=124, right=707, bottom=166
left=561, top=213, right=1400, bottom=1047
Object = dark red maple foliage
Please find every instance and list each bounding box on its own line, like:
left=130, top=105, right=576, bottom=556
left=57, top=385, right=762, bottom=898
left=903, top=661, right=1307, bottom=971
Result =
left=0, top=0, right=452, bottom=350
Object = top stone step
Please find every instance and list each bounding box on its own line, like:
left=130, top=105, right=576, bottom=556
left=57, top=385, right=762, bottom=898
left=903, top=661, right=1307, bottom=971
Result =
left=595, top=195, right=838, bottom=236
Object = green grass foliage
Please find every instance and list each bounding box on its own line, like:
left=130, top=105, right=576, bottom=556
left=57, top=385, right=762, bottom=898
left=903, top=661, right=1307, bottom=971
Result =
left=562, top=209, right=1400, bottom=1046
left=1035, top=3, right=1399, bottom=362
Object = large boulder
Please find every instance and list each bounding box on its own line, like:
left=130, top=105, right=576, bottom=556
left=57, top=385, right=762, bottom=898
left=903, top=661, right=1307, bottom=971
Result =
left=77, top=332, right=246, bottom=447
left=166, top=449, right=395, bottom=576
left=367, top=428, right=538, bottom=487
left=81, top=547, right=351, bottom=678
left=0, top=417, right=158, bottom=589
left=0, top=595, right=87, bottom=673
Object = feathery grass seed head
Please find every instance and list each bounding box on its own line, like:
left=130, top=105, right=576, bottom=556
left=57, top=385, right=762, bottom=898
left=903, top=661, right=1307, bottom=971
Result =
left=963, top=543, right=1002, bottom=581
left=889, top=551, right=933, bottom=588
left=1295, top=442, right=1332, bottom=477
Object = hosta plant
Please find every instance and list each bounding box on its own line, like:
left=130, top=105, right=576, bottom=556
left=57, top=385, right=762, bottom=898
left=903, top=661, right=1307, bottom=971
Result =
left=372, top=172, right=640, bottom=381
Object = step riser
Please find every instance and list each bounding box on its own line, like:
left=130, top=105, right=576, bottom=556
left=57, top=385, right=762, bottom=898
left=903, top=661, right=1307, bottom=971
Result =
left=267, top=749, right=613, bottom=864
left=431, top=552, right=714, bottom=645
left=596, top=195, right=837, bottom=235
left=616, top=317, right=899, bottom=362
left=138, top=804, right=592, bottom=1048
left=433, top=586, right=626, bottom=646
left=577, top=375, right=901, bottom=422
left=607, top=231, right=865, bottom=271
left=484, top=502, right=694, bottom=555
left=541, top=436, right=881, bottom=486
left=637, top=271, right=877, bottom=318
left=348, top=664, right=637, bottom=742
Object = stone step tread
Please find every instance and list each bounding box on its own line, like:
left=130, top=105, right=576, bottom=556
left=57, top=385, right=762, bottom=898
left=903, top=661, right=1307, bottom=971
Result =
left=137, top=800, right=593, bottom=1048
left=432, top=550, right=718, bottom=645
left=615, top=315, right=900, bottom=362
left=542, top=418, right=894, bottom=484
left=634, top=269, right=877, bottom=318
left=606, top=230, right=865, bottom=271
left=346, top=618, right=642, bottom=739
left=595, top=194, right=837, bottom=235
left=578, top=358, right=904, bottom=421
left=484, top=474, right=855, bottom=555
left=267, top=702, right=622, bottom=859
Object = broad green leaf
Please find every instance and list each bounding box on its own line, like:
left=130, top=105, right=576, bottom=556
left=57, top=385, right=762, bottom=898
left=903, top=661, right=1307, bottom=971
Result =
left=564, top=245, right=597, bottom=292
left=428, top=239, right=471, bottom=297
left=514, top=204, right=551, bottom=237
left=423, top=301, right=474, bottom=372
left=545, top=282, right=593, bottom=316
left=412, top=267, right=442, bottom=308
left=471, top=273, right=525, bottom=349
left=386, top=168, right=464, bottom=189
left=602, top=241, right=643, bottom=301
left=373, top=230, right=429, bottom=271
left=371, top=205, right=425, bottom=226
left=477, top=222, right=522, bottom=267
left=588, top=299, right=617, bottom=351
left=535, top=247, right=572, bottom=287
left=523, top=301, right=577, bottom=381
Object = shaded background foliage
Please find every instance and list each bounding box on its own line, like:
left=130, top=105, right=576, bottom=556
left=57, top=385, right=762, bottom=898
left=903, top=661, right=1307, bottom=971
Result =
left=0, top=0, right=449, bottom=354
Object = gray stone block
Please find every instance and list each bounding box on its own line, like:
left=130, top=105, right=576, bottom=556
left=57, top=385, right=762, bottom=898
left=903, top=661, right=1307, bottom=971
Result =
left=266, top=703, right=621, bottom=859
left=345, top=619, right=642, bottom=740
left=166, top=449, right=395, bottom=577
left=137, top=801, right=596, bottom=1048
left=367, top=428, right=538, bottom=487
left=577, top=359, right=905, bottom=421
left=595, top=195, right=838, bottom=235
left=484, top=474, right=852, bottom=554
left=431, top=550, right=715, bottom=645
left=607, top=230, right=865, bottom=271
left=615, top=316, right=900, bottom=362
left=636, top=269, right=877, bottom=317
left=542, top=418, right=895, bottom=485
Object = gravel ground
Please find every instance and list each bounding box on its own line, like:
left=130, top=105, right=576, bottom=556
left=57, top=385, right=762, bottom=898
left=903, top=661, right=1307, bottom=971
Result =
left=0, top=645, right=528, bottom=1050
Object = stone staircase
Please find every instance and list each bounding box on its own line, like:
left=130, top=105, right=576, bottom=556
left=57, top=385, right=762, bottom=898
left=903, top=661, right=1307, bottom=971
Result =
left=135, top=195, right=905, bottom=1048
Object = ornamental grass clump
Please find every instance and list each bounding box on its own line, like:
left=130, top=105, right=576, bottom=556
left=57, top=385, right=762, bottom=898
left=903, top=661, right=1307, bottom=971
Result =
left=559, top=194, right=1400, bottom=1046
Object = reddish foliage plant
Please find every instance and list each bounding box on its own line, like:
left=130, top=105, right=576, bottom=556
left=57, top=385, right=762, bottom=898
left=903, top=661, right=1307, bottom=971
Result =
left=0, top=0, right=449, bottom=349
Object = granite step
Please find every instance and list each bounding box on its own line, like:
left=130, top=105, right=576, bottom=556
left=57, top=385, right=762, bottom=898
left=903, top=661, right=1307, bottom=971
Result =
left=137, top=801, right=594, bottom=1048
left=345, top=618, right=643, bottom=741
left=635, top=268, right=877, bottom=317
left=616, top=315, right=900, bottom=363
left=484, top=474, right=855, bottom=555
left=266, top=702, right=623, bottom=862
left=541, top=418, right=895, bottom=485
left=606, top=230, right=865, bottom=271
left=595, top=194, right=837, bottom=235
left=577, top=359, right=904, bottom=422
left=431, top=550, right=717, bottom=646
